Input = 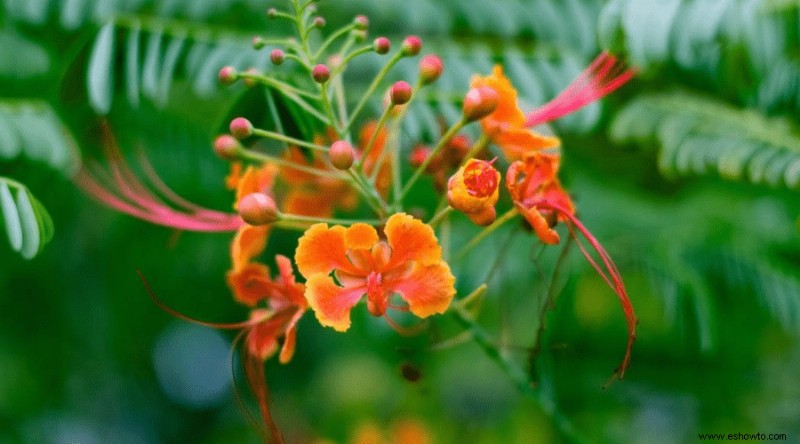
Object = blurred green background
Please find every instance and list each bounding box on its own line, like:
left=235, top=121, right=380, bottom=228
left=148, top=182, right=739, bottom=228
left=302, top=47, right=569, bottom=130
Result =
left=2, top=0, right=800, bottom=442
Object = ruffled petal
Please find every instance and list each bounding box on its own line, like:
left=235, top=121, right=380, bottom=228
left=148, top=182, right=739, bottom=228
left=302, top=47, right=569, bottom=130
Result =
left=231, top=225, right=270, bottom=270
left=278, top=307, right=306, bottom=364
left=283, top=189, right=335, bottom=218
left=305, top=274, right=365, bottom=332
left=391, top=262, right=455, bottom=318
left=493, top=127, right=560, bottom=162
left=295, top=224, right=355, bottom=277
left=517, top=204, right=560, bottom=245
left=246, top=309, right=281, bottom=360
left=470, top=65, right=526, bottom=129
left=344, top=223, right=379, bottom=250
left=384, top=213, right=442, bottom=267
left=226, top=262, right=273, bottom=306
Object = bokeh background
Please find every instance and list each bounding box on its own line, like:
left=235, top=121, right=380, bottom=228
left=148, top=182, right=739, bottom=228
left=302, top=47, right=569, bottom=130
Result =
left=2, top=0, right=800, bottom=442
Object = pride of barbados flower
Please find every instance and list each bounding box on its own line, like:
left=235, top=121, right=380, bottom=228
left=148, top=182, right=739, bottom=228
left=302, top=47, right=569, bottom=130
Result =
left=295, top=213, right=455, bottom=332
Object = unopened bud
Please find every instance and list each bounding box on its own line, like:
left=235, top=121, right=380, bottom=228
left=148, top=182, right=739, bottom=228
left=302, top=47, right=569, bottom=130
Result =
left=252, top=36, right=266, bottom=49
left=229, top=117, right=254, bottom=139
left=329, top=141, right=356, bottom=170
left=352, top=29, right=367, bottom=42
left=312, top=16, right=326, bottom=28
left=462, top=86, right=499, bottom=121
left=401, top=35, right=422, bottom=56
left=312, top=64, right=330, bottom=83
left=218, top=66, right=238, bottom=85
left=270, top=49, right=285, bottom=65
left=213, top=135, right=240, bottom=160
left=267, top=8, right=278, bottom=18
left=389, top=81, right=413, bottom=105
left=354, top=15, right=369, bottom=30
left=238, top=193, right=280, bottom=226
left=419, top=55, right=443, bottom=85
left=373, top=37, right=391, bottom=55
left=242, top=68, right=259, bottom=87
left=409, top=145, right=430, bottom=168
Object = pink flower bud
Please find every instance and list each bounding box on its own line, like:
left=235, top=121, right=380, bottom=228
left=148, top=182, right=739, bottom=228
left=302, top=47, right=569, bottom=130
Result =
left=462, top=86, right=499, bottom=121
left=312, top=16, right=326, bottom=28
left=389, top=81, right=413, bottom=105
left=270, top=49, right=285, bottom=65
left=238, top=193, right=279, bottom=225
left=312, top=64, right=330, bottom=83
left=419, top=55, right=443, bottom=85
left=354, top=15, right=369, bottom=30
left=373, top=37, right=391, bottom=55
left=251, top=36, right=265, bottom=49
left=218, top=66, right=238, bottom=85
left=213, top=135, right=240, bottom=160
left=402, top=35, right=422, bottom=56
left=229, top=117, right=254, bottom=139
left=329, top=141, right=356, bottom=170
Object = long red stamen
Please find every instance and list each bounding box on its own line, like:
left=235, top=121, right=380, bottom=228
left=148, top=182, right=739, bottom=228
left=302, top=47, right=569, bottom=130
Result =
left=545, top=204, right=637, bottom=382
left=137, top=270, right=264, bottom=330
left=243, top=352, right=284, bottom=444
left=524, top=52, right=635, bottom=128
left=75, top=125, right=243, bottom=232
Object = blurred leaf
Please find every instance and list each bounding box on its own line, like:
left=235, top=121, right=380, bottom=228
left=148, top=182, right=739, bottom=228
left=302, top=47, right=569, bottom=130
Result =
left=0, top=178, right=54, bottom=259
left=87, top=22, right=116, bottom=114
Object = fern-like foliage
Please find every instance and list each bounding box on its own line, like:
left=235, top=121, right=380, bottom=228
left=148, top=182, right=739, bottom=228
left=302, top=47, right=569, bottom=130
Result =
left=0, top=100, right=80, bottom=173
left=610, top=92, right=800, bottom=189
left=599, top=0, right=800, bottom=112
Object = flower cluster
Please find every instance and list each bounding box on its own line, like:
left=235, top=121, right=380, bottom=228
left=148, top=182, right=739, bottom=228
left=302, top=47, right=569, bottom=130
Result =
left=76, top=0, right=638, bottom=439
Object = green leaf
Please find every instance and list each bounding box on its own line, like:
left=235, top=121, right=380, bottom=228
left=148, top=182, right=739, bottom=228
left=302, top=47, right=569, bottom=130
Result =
left=0, top=181, right=23, bottom=253
left=0, top=178, right=55, bottom=259
left=87, top=22, right=116, bottom=114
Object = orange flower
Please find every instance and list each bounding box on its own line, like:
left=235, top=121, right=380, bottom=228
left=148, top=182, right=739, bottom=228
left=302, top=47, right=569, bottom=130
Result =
left=243, top=255, right=308, bottom=363
left=295, top=213, right=455, bottom=331
left=447, top=158, right=501, bottom=226
left=470, top=66, right=560, bottom=161
left=506, top=152, right=575, bottom=244
left=507, top=151, right=636, bottom=380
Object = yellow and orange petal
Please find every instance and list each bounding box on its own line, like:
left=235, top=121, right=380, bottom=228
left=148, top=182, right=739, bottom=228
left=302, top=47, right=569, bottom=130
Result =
left=384, top=213, right=442, bottom=268
left=295, top=224, right=371, bottom=277
left=393, top=262, right=455, bottom=317
left=231, top=225, right=270, bottom=271
left=305, top=274, right=366, bottom=331
left=227, top=262, right=273, bottom=306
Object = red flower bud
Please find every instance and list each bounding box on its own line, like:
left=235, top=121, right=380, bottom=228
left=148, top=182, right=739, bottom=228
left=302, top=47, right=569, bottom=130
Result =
left=329, top=141, right=355, bottom=170
left=462, top=86, right=499, bottom=121
left=389, top=81, right=413, bottom=105
left=419, top=55, right=443, bottom=85
left=312, top=64, right=330, bottom=83
left=229, top=117, right=254, bottom=139
left=213, top=135, right=240, bottom=160
left=373, top=37, right=391, bottom=55
left=402, top=35, right=422, bottom=56
left=270, top=49, right=285, bottom=65
left=238, top=193, right=279, bottom=225
left=218, top=66, right=238, bottom=85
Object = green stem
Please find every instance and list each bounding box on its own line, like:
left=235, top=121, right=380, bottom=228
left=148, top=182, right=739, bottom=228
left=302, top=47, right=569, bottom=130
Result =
left=343, top=50, right=405, bottom=133
left=453, top=209, right=518, bottom=260
left=450, top=305, right=588, bottom=444
left=428, top=206, right=453, bottom=227
left=251, top=128, right=328, bottom=152
left=356, top=104, right=394, bottom=170
left=280, top=213, right=381, bottom=226
left=237, top=150, right=344, bottom=180
left=400, top=117, right=468, bottom=200
left=346, top=169, right=388, bottom=217
left=237, top=72, right=317, bottom=99
left=313, top=23, right=357, bottom=62
left=319, top=82, right=340, bottom=136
